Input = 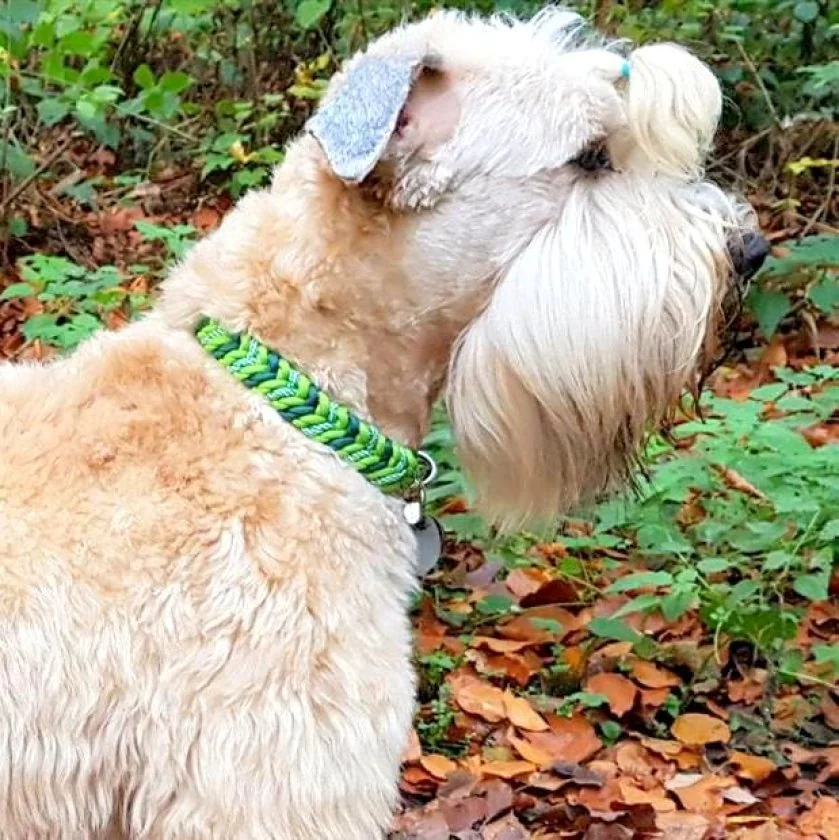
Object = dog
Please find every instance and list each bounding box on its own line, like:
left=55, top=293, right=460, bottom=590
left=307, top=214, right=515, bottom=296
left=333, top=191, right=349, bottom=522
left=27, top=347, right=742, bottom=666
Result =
left=0, top=8, right=766, bottom=839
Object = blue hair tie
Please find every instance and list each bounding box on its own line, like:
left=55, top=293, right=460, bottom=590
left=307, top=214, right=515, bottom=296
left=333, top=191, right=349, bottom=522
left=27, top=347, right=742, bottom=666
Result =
left=620, top=60, right=631, bottom=79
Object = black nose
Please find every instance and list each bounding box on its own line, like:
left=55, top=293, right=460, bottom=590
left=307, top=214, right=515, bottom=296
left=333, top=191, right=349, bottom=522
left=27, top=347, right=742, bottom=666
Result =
left=733, top=232, right=770, bottom=281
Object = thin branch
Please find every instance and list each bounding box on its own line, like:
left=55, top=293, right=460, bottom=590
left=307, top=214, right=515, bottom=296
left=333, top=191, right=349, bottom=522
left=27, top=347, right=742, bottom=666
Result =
left=0, top=133, right=77, bottom=218
left=734, top=39, right=781, bottom=129
left=800, top=133, right=838, bottom=237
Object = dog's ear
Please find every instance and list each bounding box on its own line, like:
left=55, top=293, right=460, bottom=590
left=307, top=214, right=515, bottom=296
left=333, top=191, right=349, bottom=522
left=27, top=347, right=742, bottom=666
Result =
left=307, top=54, right=459, bottom=185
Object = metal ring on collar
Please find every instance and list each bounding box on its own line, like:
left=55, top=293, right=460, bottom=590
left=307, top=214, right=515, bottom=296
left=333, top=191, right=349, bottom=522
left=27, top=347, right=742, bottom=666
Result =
left=417, top=450, right=438, bottom=486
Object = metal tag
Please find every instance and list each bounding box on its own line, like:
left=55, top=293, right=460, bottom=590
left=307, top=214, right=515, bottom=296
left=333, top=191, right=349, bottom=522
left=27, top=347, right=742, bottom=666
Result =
left=413, top=516, right=444, bottom=576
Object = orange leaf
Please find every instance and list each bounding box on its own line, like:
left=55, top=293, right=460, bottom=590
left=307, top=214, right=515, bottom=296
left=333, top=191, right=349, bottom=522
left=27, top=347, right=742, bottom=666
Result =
left=503, top=691, right=548, bottom=731
left=471, top=636, right=533, bottom=654
left=528, top=714, right=602, bottom=764
left=640, top=736, right=684, bottom=758
left=505, top=568, right=549, bottom=598
left=401, top=728, right=422, bottom=764
left=617, top=779, right=676, bottom=812
left=480, top=760, right=536, bottom=779
left=451, top=674, right=506, bottom=723
left=655, top=812, right=711, bottom=840
left=631, top=660, right=681, bottom=689
left=729, top=751, right=776, bottom=783
left=640, top=687, right=672, bottom=708
left=672, top=713, right=731, bottom=746
left=667, top=773, right=733, bottom=812
left=420, top=754, right=458, bottom=780
left=507, top=730, right=553, bottom=767
left=585, top=672, right=638, bottom=717
left=800, top=797, right=839, bottom=840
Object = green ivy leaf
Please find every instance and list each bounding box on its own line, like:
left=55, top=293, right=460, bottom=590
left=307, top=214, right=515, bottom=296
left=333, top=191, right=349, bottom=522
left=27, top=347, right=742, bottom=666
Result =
left=133, top=63, right=156, bottom=90
left=36, top=98, right=70, bottom=126
left=793, top=571, right=829, bottom=602
left=159, top=70, right=192, bottom=94
left=748, top=288, right=792, bottom=338
left=607, top=571, right=674, bottom=593
left=808, top=276, right=839, bottom=314
left=295, top=0, right=332, bottom=29
left=0, top=282, right=35, bottom=300
left=588, top=617, right=643, bottom=644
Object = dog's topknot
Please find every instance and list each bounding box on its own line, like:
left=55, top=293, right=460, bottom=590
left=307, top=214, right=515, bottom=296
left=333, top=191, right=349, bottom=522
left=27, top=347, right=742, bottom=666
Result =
left=621, top=43, right=722, bottom=179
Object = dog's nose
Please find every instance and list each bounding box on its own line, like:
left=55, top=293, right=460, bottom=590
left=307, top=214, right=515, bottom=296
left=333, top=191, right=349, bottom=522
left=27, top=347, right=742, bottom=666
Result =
left=733, top=232, right=770, bottom=281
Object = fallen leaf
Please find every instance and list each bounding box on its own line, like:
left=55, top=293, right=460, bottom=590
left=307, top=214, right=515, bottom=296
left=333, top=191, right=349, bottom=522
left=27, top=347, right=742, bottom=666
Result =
left=718, top=466, right=767, bottom=500
left=402, top=728, right=422, bottom=763
left=820, top=693, right=839, bottom=730
left=799, top=796, right=839, bottom=840
left=519, top=577, right=578, bottom=607
left=618, top=778, right=676, bottom=812
left=640, top=687, right=672, bottom=708
left=502, top=690, right=548, bottom=731
left=672, top=713, right=732, bottom=746
left=723, top=785, right=760, bottom=805
left=480, top=760, right=536, bottom=780
left=585, top=672, right=638, bottom=717
left=631, top=659, right=682, bottom=689
left=669, top=774, right=734, bottom=812
left=451, top=674, right=506, bottom=723
left=471, top=636, right=532, bottom=654
left=507, top=730, right=553, bottom=767
left=533, top=713, right=603, bottom=763
left=640, top=737, right=684, bottom=758
left=504, top=567, right=548, bottom=598
left=655, top=811, right=711, bottom=840
left=729, top=751, right=776, bottom=783
left=483, top=813, right=529, bottom=840
left=420, top=754, right=458, bottom=780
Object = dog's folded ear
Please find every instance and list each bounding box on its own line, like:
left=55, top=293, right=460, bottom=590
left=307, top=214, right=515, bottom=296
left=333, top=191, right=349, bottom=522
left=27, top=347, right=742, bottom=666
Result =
left=307, top=53, right=460, bottom=189
left=307, top=56, right=418, bottom=183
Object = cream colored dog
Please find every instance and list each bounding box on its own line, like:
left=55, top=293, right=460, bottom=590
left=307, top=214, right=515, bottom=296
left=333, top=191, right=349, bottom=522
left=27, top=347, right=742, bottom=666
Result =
left=0, top=8, right=766, bottom=839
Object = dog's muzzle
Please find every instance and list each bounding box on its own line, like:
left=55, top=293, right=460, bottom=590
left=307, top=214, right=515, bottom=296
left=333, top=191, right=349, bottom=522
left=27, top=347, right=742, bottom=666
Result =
left=730, top=231, right=770, bottom=283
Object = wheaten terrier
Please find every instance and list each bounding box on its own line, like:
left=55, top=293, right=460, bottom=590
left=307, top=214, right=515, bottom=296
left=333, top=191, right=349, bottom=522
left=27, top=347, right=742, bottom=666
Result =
left=0, top=8, right=766, bottom=839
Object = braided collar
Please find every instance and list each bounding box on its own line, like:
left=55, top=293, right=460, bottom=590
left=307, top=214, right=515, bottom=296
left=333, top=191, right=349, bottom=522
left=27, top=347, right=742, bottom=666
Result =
left=195, top=318, right=421, bottom=493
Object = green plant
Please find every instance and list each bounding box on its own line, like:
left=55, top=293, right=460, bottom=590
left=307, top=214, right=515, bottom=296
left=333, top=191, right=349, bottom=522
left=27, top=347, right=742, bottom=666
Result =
left=748, top=234, right=839, bottom=338
left=1, top=254, right=149, bottom=350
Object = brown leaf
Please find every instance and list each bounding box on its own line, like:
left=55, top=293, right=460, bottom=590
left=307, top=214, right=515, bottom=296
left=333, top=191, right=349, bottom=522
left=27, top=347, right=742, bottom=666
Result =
left=526, top=714, right=602, bottom=763
left=507, top=731, right=553, bottom=767
left=504, top=567, right=548, bottom=598
left=820, top=693, right=839, bottom=730
left=450, top=674, right=506, bottom=723
left=655, top=812, right=712, bottom=840
left=630, top=659, right=682, bottom=689
left=519, top=577, right=579, bottom=607
left=617, top=779, right=676, bottom=812
left=729, top=751, right=776, bottom=783
left=420, top=754, right=458, bottom=780
left=585, top=672, right=638, bottom=717
left=640, top=687, right=672, bottom=708
left=672, top=713, right=731, bottom=746
left=193, top=204, right=221, bottom=231
left=438, top=795, right=486, bottom=833
left=480, top=760, right=536, bottom=780
left=483, top=814, right=529, bottom=840
left=718, top=466, right=767, bottom=500
left=799, top=796, right=839, bottom=840
left=470, top=636, right=533, bottom=654
left=668, top=774, right=734, bottom=812
left=402, top=728, right=422, bottom=763
left=502, top=690, right=548, bottom=731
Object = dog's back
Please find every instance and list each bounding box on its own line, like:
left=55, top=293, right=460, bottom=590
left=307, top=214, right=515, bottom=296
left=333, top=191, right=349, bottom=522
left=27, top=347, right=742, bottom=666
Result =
left=0, top=322, right=417, bottom=838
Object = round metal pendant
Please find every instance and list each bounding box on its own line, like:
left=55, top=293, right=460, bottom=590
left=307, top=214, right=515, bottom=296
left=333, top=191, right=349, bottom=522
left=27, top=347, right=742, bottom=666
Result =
left=413, top=516, right=444, bottom=576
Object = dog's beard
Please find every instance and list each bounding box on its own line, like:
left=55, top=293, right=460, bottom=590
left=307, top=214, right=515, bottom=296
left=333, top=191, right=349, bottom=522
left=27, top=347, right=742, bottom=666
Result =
left=447, top=172, right=736, bottom=530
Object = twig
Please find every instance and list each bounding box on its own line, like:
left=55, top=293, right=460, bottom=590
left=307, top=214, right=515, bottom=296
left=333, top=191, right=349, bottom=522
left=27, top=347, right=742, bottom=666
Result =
left=734, top=39, right=781, bottom=129
left=800, top=133, right=838, bottom=237
left=0, top=133, right=77, bottom=219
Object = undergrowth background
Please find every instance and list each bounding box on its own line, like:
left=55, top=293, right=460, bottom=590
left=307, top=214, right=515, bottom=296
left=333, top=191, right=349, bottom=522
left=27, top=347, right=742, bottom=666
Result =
left=1, top=0, right=837, bottom=837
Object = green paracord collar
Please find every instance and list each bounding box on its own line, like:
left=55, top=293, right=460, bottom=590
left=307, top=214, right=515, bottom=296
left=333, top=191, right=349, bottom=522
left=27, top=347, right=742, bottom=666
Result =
left=195, top=317, right=421, bottom=493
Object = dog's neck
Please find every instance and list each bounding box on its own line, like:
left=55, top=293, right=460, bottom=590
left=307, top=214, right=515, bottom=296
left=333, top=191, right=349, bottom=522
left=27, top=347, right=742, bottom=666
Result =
left=156, top=137, right=494, bottom=447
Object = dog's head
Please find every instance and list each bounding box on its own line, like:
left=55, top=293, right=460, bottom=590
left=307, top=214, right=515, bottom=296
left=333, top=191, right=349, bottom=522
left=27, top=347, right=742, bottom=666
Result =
left=306, top=9, right=767, bottom=528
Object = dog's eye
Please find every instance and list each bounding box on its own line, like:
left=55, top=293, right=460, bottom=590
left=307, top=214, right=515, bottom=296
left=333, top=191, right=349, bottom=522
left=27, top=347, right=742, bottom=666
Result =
left=574, top=145, right=612, bottom=172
